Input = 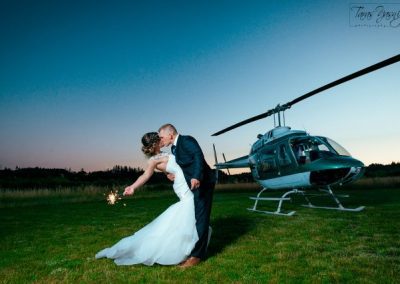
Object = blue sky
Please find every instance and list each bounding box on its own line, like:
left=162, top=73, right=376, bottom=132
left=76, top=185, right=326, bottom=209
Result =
left=1, top=0, right=399, bottom=171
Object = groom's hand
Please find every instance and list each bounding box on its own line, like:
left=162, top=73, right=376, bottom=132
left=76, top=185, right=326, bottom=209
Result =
left=167, top=173, right=175, bottom=181
left=191, top=179, right=200, bottom=190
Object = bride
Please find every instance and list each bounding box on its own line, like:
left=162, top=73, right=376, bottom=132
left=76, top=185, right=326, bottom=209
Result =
left=95, top=132, right=198, bottom=266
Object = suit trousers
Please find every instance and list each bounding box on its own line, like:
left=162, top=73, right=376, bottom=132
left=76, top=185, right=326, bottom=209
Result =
left=190, top=181, right=215, bottom=259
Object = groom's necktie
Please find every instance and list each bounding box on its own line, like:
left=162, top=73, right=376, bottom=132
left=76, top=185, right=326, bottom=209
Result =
left=171, top=145, right=176, bottom=155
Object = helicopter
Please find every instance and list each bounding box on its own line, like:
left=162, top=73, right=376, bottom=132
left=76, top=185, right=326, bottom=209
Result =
left=212, top=54, right=400, bottom=216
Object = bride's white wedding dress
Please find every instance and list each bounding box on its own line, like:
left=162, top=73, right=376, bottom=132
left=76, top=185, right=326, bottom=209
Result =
left=95, top=153, right=198, bottom=266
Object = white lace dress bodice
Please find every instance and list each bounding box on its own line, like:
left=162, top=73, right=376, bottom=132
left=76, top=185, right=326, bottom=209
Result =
left=95, top=154, right=198, bottom=266
left=166, top=154, right=192, bottom=200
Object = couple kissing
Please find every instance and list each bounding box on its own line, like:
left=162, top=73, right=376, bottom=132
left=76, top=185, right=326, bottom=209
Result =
left=96, top=124, right=215, bottom=268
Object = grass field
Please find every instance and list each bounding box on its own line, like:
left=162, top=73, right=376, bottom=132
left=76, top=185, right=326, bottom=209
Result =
left=1, top=185, right=399, bottom=283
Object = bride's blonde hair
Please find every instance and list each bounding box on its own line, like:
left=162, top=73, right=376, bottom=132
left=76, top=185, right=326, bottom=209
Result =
left=141, top=132, right=161, bottom=157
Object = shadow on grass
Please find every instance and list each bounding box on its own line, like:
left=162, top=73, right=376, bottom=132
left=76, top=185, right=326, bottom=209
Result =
left=294, top=187, right=400, bottom=209
left=207, top=215, right=256, bottom=259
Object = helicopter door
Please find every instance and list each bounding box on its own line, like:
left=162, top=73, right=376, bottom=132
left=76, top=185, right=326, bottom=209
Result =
left=255, top=150, right=279, bottom=179
left=277, top=143, right=294, bottom=175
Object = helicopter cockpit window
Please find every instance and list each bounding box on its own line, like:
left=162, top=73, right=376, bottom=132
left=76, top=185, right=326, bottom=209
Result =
left=290, top=137, right=337, bottom=164
left=319, top=137, right=352, bottom=156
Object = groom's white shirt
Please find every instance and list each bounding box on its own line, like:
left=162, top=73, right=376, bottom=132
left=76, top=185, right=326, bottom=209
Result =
left=173, top=134, right=179, bottom=147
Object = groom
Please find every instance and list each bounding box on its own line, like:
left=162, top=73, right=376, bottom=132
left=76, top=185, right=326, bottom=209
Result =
left=158, top=123, right=216, bottom=267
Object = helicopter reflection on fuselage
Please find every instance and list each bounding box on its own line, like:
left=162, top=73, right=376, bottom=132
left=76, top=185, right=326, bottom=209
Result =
left=248, top=127, right=365, bottom=190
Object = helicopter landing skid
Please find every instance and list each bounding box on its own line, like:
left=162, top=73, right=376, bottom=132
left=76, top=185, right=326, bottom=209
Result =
left=299, top=186, right=365, bottom=212
left=301, top=204, right=365, bottom=212
left=248, top=188, right=303, bottom=216
left=247, top=208, right=296, bottom=216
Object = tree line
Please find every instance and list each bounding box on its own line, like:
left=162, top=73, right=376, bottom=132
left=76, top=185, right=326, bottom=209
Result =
left=0, top=165, right=168, bottom=189
left=0, top=162, right=399, bottom=189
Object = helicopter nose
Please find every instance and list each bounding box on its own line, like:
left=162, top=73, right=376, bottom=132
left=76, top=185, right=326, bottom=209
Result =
left=310, top=166, right=364, bottom=186
left=310, top=157, right=365, bottom=186
left=340, top=166, right=365, bottom=184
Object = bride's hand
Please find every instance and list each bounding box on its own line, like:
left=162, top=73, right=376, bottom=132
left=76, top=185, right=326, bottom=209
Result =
left=123, top=185, right=135, bottom=196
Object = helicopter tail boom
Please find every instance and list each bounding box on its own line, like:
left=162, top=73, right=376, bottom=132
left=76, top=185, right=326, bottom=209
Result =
left=215, top=155, right=250, bottom=169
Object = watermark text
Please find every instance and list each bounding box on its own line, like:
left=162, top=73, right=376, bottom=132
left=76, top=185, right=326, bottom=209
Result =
left=350, top=3, right=400, bottom=27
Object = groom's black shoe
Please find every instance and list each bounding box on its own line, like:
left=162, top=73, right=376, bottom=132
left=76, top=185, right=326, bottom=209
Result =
left=178, top=257, right=201, bottom=268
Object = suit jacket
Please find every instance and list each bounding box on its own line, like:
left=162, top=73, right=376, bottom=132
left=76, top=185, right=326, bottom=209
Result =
left=174, top=135, right=215, bottom=189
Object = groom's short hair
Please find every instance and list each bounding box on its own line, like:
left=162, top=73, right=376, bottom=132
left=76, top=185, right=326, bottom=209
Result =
left=159, top=123, right=177, bottom=135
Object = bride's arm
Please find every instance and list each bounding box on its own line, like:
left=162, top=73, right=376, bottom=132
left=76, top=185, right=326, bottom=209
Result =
left=123, top=159, right=157, bottom=196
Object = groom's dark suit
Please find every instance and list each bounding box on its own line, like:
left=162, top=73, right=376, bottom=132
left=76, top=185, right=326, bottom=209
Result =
left=173, top=135, right=215, bottom=260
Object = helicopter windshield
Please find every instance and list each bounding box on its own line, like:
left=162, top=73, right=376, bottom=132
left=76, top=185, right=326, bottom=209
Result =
left=290, top=136, right=339, bottom=164
left=318, top=137, right=352, bottom=156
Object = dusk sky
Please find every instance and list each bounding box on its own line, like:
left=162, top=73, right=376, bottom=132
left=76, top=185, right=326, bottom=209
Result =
left=1, top=0, right=399, bottom=172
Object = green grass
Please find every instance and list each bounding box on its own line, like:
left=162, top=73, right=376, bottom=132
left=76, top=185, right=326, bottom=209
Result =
left=1, top=186, right=399, bottom=283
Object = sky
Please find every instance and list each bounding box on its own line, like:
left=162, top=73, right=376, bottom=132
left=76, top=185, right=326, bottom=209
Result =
left=0, top=0, right=399, bottom=172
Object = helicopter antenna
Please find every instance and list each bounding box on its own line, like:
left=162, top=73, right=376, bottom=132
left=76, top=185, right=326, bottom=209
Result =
left=222, top=153, right=231, bottom=175
left=273, top=112, right=276, bottom=127
left=212, top=54, right=400, bottom=136
left=212, top=144, right=219, bottom=183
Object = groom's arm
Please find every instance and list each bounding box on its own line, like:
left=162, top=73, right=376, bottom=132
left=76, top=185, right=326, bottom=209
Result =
left=182, top=136, right=204, bottom=183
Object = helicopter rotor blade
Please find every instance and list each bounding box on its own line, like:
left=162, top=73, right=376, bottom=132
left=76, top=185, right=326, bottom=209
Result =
left=212, top=54, right=400, bottom=136
left=212, top=109, right=275, bottom=136
left=283, top=53, right=400, bottom=109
